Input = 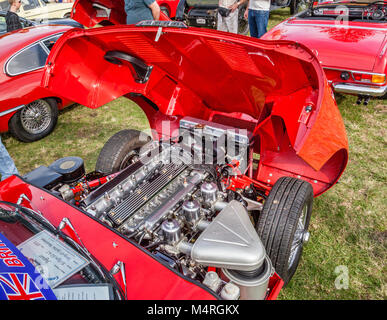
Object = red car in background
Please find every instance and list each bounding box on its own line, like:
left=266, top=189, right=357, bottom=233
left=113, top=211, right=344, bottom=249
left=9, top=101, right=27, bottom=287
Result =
left=0, top=25, right=74, bottom=142
left=262, top=0, right=387, bottom=105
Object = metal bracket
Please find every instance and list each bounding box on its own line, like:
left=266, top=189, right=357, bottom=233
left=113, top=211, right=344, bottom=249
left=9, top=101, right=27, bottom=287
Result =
left=104, top=51, right=153, bottom=83
left=155, top=26, right=163, bottom=42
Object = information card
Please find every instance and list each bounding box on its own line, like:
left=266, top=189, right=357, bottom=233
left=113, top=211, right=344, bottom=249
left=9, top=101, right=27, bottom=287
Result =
left=17, top=230, right=89, bottom=288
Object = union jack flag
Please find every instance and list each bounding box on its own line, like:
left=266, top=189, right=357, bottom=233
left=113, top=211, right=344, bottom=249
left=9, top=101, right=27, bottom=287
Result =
left=0, top=273, right=45, bottom=300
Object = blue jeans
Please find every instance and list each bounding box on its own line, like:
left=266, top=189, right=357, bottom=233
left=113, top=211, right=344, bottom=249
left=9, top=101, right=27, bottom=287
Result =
left=0, top=136, right=18, bottom=181
left=248, top=9, right=269, bottom=38
left=175, top=0, right=185, bottom=20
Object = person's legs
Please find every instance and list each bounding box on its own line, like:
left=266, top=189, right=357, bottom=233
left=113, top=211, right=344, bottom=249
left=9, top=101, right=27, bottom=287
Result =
left=0, top=136, right=18, bottom=181
left=225, top=9, right=239, bottom=34
left=217, top=13, right=227, bottom=32
left=248, top=9, right=259, bottom=38
left=175, top=0, right=186, bottom=20
left=256, top=10, right=269, bottom=38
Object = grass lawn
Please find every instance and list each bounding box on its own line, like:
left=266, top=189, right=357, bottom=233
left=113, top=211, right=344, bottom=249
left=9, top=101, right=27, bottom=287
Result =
left=1, top=8, right=386, bottom=299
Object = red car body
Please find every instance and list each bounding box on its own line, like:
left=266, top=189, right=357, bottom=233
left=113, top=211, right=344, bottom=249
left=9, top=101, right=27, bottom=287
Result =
left=0, top=3, right=349, bottom=300
left=262, top=1, right=387, bottom=98
left=0, top=26, right=74, bottom=140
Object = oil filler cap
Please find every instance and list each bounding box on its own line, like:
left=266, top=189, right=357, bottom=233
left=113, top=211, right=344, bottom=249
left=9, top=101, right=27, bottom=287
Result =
left=49, top=156, right=85, bottom=183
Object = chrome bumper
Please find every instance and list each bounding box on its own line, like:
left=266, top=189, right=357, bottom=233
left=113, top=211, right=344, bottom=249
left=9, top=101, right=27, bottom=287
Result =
left=332, top=83, right=387, bottom=97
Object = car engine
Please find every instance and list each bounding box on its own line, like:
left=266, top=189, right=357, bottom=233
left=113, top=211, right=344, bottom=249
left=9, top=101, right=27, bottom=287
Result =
left=24, top=117, right=274, bottom=300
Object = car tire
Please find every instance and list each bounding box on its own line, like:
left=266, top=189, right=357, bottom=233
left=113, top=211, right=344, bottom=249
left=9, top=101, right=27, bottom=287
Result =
left=9, top=98, right=58, bottom=143
left=63, top=13, right=71, bottom=18
left=95, top=129, right=151, bottom=175
left=256, top=176, right=313, bottom=285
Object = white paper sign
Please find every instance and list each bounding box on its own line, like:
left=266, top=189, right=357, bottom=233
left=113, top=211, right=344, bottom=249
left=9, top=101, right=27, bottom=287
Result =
left=17, top=230, right=89, bottom=288
left=53, top=284, right=113, bottom=300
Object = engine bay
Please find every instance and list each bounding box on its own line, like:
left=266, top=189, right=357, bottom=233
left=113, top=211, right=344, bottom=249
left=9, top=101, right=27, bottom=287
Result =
left=23, top=116, right=274, bottom=300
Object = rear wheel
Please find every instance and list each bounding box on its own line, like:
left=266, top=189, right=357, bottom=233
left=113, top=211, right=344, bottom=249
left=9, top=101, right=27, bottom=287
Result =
left=256, top=176, right=313, bottom=285
left=95, top=129, right=151, bottom=175
left=9, top=98, right=58, bottom=142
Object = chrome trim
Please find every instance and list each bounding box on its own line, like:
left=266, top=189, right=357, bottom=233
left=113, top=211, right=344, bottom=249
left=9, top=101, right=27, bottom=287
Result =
left=324, top=67, right=387, bottom=85
left=332, top=83, right=387, bottom=96
left=0, top=105, right=25, bottom=117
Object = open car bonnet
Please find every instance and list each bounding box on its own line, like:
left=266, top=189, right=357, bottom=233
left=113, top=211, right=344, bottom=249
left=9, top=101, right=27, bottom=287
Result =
left=42, top=25, right=348, bottom=196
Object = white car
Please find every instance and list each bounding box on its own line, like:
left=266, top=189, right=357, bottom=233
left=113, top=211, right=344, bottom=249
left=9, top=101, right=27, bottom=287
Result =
left=0, top=0, right=73, bottom=20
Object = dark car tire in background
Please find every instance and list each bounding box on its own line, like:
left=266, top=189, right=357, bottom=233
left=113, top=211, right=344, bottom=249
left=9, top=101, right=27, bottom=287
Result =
left=95, top=129, right=152, bottom=175
left=9, top=98, right=58, bottom=143
left=256, top=176, right=314, bottom=285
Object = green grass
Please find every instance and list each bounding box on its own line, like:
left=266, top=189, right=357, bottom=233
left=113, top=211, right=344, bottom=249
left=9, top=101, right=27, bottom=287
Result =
left=1, top=8, right=386, bottom=299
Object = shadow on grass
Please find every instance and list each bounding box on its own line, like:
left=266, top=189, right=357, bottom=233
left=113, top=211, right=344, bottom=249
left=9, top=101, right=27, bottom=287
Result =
left=59, top=103, right=82, bottom=115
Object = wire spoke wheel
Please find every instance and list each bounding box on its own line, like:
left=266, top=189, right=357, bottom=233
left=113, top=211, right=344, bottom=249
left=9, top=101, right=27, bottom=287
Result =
left=96, top=129, right=151, bottom=175
left=20, top=100, right=52, bottom=135
left=288, top=203, right=309, bottom=270
left=118, top=150, right=140, bottom=170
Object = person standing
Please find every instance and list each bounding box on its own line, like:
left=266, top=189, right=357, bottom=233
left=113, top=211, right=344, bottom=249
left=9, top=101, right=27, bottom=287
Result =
left=125, top=0, right=161, bottom=25
left=6, top=0, right=22, bottom=33
left=217, top=0, right=247, bottom=34
left=244, top=0, right=270, bottom=38
left=175, top=0, right=185, bottom=21
left=0, top=136, right=18, bottom=181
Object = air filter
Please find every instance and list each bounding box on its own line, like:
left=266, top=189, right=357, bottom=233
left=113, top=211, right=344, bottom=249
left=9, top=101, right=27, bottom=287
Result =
left=49, top=156, right=85, bottom=183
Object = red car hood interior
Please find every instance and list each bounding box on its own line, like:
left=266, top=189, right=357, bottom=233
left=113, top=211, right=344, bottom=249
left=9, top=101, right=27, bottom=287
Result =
left=42, top=26, right=348, bottom=196
left=263, top=19, right=387, bottom=72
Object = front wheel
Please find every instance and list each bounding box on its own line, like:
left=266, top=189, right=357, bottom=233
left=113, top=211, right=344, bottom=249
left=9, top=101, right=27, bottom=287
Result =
left=9, top=98, right=58, bottom=142
left=256, top=176, right=313, bottom=285
left=95, top=129, right=151, bottom=175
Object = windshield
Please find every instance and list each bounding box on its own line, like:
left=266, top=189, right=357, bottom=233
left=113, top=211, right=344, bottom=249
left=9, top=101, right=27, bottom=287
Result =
left=302, top=0, right=387, bottom=21
left=0, top=201, right=123, bottom=300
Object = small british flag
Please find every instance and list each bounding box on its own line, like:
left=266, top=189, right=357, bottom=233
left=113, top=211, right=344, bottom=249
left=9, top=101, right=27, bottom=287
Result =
left=0, top=273, right=45, bottom=300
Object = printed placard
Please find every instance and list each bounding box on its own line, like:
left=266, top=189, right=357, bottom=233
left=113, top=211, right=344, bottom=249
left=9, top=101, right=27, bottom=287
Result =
left=17, top=230, right=89, bottom=288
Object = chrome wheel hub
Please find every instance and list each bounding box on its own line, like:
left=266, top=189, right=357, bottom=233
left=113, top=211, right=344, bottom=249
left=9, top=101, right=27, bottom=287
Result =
left=288, top=204, right=309, bottom=269
left=20, top=100, right=52, bottom=135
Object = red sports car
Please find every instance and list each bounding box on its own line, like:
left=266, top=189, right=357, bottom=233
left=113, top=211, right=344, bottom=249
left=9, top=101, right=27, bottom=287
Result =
left=0, top=13, right=348, bottom=299
left=262, top=0, right=387, bottom=105
left=0, top=25, right=74, bottom=142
